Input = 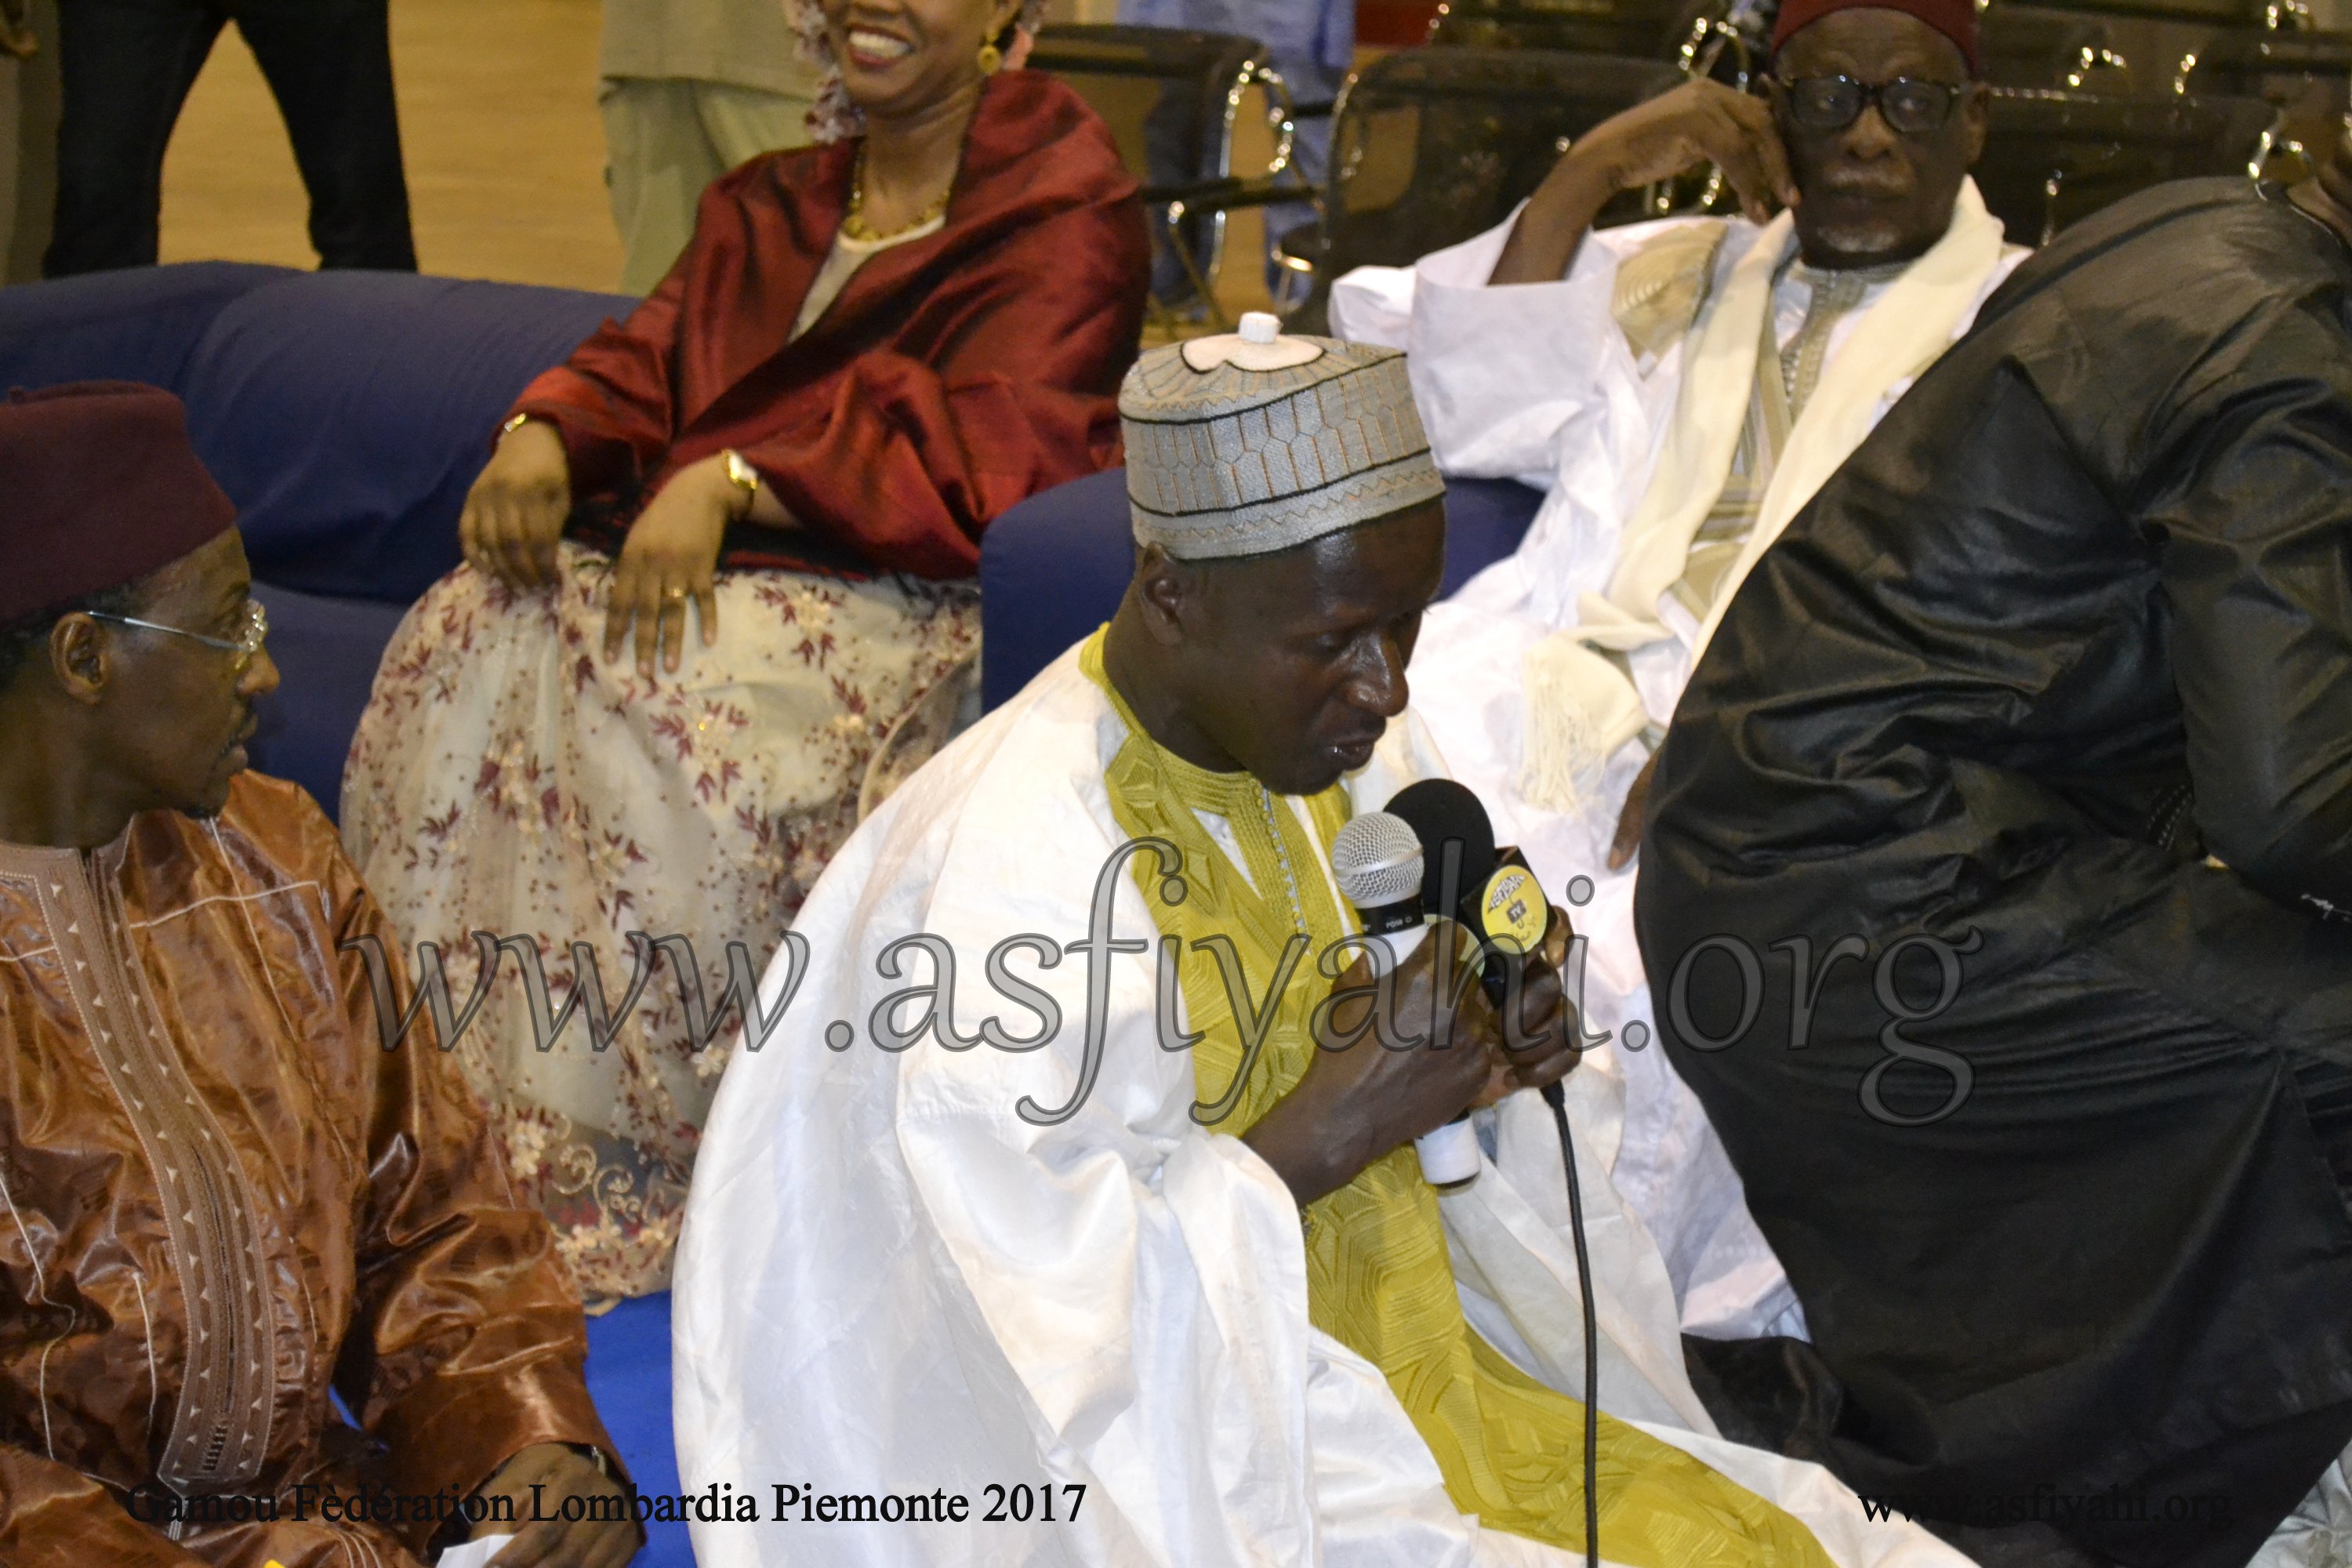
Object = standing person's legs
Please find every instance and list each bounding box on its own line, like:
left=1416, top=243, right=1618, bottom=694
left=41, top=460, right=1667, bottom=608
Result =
left=602, top=77, right=723, bottom=298
left=45, top=0, right=222, bottom=276
left=228, top=0, right=413, bottom=270
left=601, top=76, right=808, bottom=296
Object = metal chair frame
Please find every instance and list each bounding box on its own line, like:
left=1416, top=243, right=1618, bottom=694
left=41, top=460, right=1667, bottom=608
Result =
left=1028, top=24, right=1305, bottom=332
left=1969, top=0, right=2346, bottom=180
left=1976, top=85, right=2280, bottom=244
left=1272, top=47, right=1685, bottom=318
left=1146, top=64, right=1308, bottom=327
left=1152, top=60, right=1301, bottom=328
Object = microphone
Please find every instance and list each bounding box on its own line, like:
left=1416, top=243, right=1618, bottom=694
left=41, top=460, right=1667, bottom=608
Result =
left=1330, top=809, right=1428, bottom=953
left=1330, top=810, right=1479, bottom=1191
left=1383, top=781, right=1600, bottom=1567
left=1385, top=779, right=1557, bottom=1004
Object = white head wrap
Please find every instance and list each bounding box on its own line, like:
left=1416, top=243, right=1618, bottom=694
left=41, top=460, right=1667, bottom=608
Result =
left=1120, top=313, right=1446, bottom=561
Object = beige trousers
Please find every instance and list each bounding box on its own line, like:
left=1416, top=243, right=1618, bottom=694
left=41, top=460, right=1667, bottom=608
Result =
left=601, top=75, right=814, bottom=296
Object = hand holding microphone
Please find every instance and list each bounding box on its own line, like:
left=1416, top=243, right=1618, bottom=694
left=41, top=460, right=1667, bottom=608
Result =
left=1331, top=790, right=1584, bottom=1190
left=1332, top=811, right=1483, bottom=1189
left=1384, top=780, right=1584, bottom=1112
left=1240, top=782, right=1584, bottom=1208
left=1238, top=849, right=1501, bottom=1209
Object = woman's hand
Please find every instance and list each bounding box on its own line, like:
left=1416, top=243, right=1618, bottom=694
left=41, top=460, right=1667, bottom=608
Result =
left=461, top=419, right=573, bottom=590
left=1491, top=81, right=1798, bottom=285
left=602, top=456, right=742, bottom=678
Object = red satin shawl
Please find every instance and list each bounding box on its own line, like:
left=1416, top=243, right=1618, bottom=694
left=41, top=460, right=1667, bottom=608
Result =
left=511, top=71, right=1150, bottom=579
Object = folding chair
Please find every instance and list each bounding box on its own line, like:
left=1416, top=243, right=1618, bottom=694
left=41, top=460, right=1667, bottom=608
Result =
left=1973, top=86, right=2279, bottom=245
left=1271, top=47, right=1684, bottom=328
left=1029, top=22, right=1303, bottom=330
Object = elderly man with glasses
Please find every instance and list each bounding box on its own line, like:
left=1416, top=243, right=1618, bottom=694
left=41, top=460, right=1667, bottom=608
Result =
left=1329, top=0, right=2024, bottom=1349
left=0, top=383, right=638, bottom=1568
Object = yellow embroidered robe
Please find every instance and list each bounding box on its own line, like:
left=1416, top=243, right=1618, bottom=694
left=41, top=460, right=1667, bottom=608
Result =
left=1080, top=636, right=1830, bottom=1564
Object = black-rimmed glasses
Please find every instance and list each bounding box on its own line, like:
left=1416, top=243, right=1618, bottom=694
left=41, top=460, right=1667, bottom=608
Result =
left=89, top=599, right=270, bottom=673
left=1774, top=74, right=1964, bottom=136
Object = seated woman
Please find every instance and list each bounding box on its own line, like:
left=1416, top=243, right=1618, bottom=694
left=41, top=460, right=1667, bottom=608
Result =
left=343, top=0, right=1149, bottom=1301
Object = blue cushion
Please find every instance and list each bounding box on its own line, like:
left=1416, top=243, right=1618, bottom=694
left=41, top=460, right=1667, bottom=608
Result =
left=583, top=1293, right=692, bottom=1566
left=0, top=261, right=294, bottom=397
left=1439, top=476, right=1551, bottom=597
left=979, top=469, right=1136, bottom=711
left=0, top=263, right=634, bottom=605
left=184, top=271, right=633, bottom=604
left=978, top=468, right=1548, bottom=710
left=246, top=584, right=411, bottom=822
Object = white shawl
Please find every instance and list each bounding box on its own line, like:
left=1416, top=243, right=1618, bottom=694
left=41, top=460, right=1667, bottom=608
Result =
left=1522, top=180, right=2009, bottom=811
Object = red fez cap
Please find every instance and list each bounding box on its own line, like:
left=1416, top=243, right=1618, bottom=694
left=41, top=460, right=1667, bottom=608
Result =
left=0, top=383, right=238, bottom=626
left=1772, top=0, right=1980, bottom=74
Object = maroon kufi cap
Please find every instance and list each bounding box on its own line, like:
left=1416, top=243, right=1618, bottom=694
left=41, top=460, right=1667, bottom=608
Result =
left=1772, top=0, right=1980, bottom=73
left=0, top=382, right=238, bottom=625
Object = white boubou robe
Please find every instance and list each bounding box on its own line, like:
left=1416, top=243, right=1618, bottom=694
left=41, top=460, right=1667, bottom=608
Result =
left=1330, top=184, right=2029, bottom=1340
left=670, top=645, right=1982, bottom=1568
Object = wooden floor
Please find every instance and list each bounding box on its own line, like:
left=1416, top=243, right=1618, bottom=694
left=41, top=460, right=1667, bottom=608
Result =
left=158, top=0, right=1279, bottom=318
left=161, top=0, right=624, bottom=291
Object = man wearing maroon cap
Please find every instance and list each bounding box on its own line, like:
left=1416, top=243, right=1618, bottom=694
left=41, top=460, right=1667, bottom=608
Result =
left=1330, top=0, right=2025, bottom=1348
left=0, top=383, right=637, bottom=1566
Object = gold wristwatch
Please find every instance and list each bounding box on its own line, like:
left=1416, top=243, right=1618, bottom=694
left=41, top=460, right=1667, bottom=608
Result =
left=721, top=448, right=760, bottom=509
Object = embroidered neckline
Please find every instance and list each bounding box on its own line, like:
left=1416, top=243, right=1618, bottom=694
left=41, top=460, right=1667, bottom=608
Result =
left=1080, top=630, right=1316, bottom=936
left=1785, top=256, right=1911, bottom=289
left=0, top=842, right=278, bottom=1489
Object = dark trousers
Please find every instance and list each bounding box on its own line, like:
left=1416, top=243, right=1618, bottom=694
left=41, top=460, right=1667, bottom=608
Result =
left=45, top=0, right=415, bottom=275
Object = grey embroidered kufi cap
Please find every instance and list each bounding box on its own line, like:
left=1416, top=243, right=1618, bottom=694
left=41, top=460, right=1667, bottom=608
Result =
left=1120, top=313, right=1446, bottom=561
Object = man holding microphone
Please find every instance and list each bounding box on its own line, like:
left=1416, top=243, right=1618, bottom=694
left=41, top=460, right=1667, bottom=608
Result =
left=672, top=318, right=1980, bottom=1566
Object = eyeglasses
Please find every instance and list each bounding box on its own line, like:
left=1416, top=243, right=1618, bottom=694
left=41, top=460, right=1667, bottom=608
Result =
left=89, top=598, right=270, bottom=673
left=1774, top=74, right=1964, bottom=136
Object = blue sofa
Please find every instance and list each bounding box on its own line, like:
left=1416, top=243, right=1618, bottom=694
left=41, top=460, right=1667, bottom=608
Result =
left=980, top=467, right=1546, bottom=709
left=0, top=261, right=1548, bottom=808
left=0, top=262, right=635, bottom=819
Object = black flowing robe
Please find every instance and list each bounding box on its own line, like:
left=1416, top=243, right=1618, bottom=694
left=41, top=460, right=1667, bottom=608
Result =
left=1635, top=178, right=2352, bottom=1568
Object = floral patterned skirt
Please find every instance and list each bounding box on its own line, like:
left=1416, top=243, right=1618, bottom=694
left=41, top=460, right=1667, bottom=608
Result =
left=343, top=545, right=980, bottom=1301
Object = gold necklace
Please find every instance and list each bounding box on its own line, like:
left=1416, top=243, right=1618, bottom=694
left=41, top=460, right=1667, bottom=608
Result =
left=842, top=146, right=953, bottom=243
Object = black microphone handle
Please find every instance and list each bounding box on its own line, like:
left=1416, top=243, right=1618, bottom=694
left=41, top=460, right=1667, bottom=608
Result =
left=1545, top=1080, right=1600, bottom=1568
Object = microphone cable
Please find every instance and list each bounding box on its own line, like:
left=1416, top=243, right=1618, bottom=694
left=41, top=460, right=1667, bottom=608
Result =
left=1378, top=781, right=1601, bottom=1564
left=1541, top=1076, right=1599, bottom=1568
